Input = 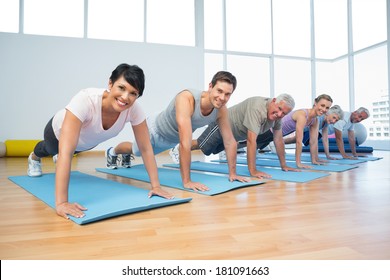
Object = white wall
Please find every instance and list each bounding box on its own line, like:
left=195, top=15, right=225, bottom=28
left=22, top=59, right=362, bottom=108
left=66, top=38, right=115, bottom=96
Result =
left=0, top=33, right=204, bottom=150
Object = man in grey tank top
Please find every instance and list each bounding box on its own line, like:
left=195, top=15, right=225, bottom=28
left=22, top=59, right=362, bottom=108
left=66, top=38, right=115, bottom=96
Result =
left=109, top=71, right=249, bottom=192
left=171, top=94, right=300, bottom=178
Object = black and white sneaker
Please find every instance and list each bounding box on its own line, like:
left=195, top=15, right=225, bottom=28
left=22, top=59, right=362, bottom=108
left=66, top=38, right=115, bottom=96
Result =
left=106, top=147, right=119, bottom=169
left=121, top=154, right=134, bottom=168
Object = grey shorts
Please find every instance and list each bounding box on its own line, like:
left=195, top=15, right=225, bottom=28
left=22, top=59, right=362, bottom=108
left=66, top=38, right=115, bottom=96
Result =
left=197, top=121, right=225, bottom=155
left=132, top=115, right=178, bottom=156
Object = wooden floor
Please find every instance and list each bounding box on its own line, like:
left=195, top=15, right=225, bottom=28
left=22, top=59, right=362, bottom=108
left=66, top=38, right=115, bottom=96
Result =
left=0, top=150, right=389, bottom=260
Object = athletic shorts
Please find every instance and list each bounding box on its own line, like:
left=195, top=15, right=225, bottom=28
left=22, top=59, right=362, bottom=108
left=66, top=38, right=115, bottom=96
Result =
left=197, top=121, right=225, bottom=155
left=132, top=115, right=178, bottom=156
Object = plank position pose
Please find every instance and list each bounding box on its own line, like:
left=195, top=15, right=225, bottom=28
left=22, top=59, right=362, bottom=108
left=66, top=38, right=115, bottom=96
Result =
left=326, top=107, right=370, bottom=159
left=28, top=63, right=174, bottom=220
left=283, top=105, right=344, bottom=160
left=170, top=94, right=300, bottom=178
left=255, top=94, right=334, bottom=168
left=109, top=71, right=249, bottom=192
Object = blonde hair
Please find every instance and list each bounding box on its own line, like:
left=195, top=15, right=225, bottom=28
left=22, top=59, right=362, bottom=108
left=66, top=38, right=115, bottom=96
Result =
left=314, top=94, right=333, bottom=103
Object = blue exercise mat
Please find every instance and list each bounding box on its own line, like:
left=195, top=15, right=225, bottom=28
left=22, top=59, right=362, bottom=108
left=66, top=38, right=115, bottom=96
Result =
left=312, top=153, right=382, bottom=161
left=256, top=152, right=370, bottom=165
left=302, top=144, right=374, bottom=153
left=311, top=154, right=382, bottom=162
left=8, top=171, right=192, bottom=225
left=213, top=158, right=358, bottom=172
left=96, top=164, right=264, bottom=196
left=163, top=161, right=330, bottom=183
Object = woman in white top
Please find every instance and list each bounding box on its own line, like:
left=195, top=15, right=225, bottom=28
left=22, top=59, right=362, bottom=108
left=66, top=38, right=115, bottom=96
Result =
left=28, top=63, right=174, bottom=220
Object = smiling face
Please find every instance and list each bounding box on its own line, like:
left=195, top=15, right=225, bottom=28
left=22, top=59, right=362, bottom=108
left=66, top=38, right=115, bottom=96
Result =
left=325, top=113, right=340, bottom=124
left=107, top=76, right=139, bottom=112
left=208, top=80, right=234, bottom=109
left=267, top=99, right=293, bottom=121
left=350, top=111, right=368, bottom=123
left=313, top=98, right=332, bottom=116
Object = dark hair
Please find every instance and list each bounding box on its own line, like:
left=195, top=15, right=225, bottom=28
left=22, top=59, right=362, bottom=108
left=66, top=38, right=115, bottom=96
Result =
left=109, top=63, right=145, bottom=97
left=210, top=71, right=237, bottom=92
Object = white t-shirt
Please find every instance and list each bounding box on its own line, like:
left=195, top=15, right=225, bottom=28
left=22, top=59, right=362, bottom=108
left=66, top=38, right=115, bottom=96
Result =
left=52, top=88, right=145, bottom=151
left=328, top=111, right=354, bottom=135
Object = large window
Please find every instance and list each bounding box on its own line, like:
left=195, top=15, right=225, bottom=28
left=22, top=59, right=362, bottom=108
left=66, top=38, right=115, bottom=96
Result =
left=314, top=0, right=348, bottom=59
left=204, top=0, right=389, bottom=146
left=88, top=0, right=144, bottom=42
left=316, top=59, right=350, bottom=111
left=146, top=0, right=195, bottom=46
left=204, top=53, right=224, bottom=88
left=226, top=55, right=270, bottom=106
left=352, top=0, right=387, bottom=51
left=274, top=58, right=312, bottom=109
left=226, top=0, right=271, bottom=54
left=204, top=0, right=224, bottom=50
left=273, top=0, right=311, bottom=57
left=354, top=45, right=388, bottom=141
left=24, top=0, right=84, bottom=38
left=2, top=0, right=195, bottom=46
left=0, top=0, right=19, bottom=33
left=0, top=0, right=389, bottom=146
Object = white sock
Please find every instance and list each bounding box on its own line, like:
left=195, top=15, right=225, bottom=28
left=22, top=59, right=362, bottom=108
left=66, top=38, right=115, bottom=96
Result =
left=109, top=148, right=117, bottom=156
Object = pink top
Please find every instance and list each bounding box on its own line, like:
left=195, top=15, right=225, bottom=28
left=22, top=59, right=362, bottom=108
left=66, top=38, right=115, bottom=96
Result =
left=281, top=109, right=316, bottom=136
left=52, top=88, right=145, bottom=151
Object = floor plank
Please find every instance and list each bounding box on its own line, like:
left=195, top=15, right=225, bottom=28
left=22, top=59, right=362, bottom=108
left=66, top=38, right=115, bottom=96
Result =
left=0, top=150, right=389, bottom=260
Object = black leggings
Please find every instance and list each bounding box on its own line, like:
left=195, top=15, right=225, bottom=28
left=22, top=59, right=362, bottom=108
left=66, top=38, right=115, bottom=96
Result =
left=34, top=117, right=59, bottom=158
left=34, top=117, right=93, bottom=158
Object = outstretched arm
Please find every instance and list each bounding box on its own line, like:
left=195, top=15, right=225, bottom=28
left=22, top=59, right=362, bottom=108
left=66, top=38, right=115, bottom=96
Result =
left=246, top=130, right=271, bottom=178
left=335, top=129, right=356, bottom=159
left=176, top=91, right=209, bottom=191
left=322, top=126, right=336, bottom=160
left=294, top=112, right=312, bottom=169
left=322, top=126, right=331, bottom=159
left=55, top=110, right=87, bottom=220
left=273, top=129, right=300, bottom=172
left=348, top=130, right=359, bottom=157
left=218, top=106, right=250, bottom=182
left=133, top=120, right=174, bottom=199
left=309, top=118, right=325, bottom=164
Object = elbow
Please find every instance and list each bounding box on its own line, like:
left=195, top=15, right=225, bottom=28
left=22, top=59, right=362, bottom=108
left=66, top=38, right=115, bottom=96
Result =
left=225, top=139, right=237, bottom=149
left=179, top=141, right=191, bottom=151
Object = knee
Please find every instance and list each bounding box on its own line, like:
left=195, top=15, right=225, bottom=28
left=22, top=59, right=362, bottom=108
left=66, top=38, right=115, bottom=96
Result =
left=199, top=146, right=212, bottom=156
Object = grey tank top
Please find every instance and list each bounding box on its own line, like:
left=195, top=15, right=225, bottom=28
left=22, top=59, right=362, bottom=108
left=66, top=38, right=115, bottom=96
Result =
left=154, top=89, right=219, bottom=143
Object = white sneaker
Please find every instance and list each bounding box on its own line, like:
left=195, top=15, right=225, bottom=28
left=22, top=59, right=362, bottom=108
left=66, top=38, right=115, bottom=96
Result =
left=218, top=150, right=226, bottom=160
left=169, top=144, right=180, bottom=164
left=269, top=142, right=276, bottom=153
left=28, top=152, right=42, bottom=177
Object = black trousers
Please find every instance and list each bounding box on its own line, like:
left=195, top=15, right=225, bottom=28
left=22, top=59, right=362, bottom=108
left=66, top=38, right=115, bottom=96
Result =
left=237, top=129, right=275, bottom=150
left=34, top=117, right=59, bottom=158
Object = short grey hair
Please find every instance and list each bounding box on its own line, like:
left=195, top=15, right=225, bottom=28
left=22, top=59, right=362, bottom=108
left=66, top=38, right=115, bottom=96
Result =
left=275, top=93, right=295, bottom=109
left=355, top=107, right=370, bottom=118
left=327, top=105, right=344, bottom=119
